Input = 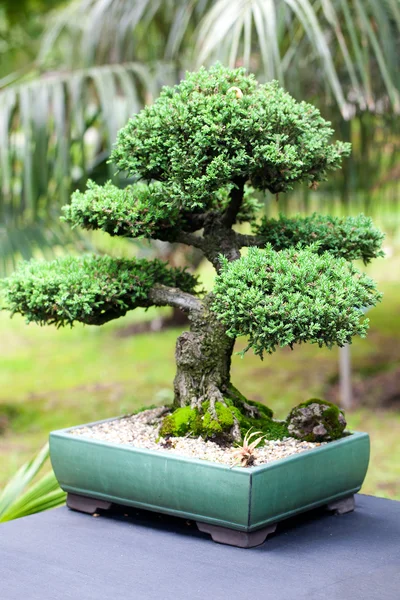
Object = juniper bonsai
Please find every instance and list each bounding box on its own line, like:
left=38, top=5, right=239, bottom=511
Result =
left=2, top=65, right=383, bottom=442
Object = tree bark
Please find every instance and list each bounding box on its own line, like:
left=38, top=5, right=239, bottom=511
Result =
left=173, top=295, right=235, bottom=414
left=149, top=284, right=202, bottom=313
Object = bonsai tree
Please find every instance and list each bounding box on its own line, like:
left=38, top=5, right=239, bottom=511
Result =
left=2, top=65, right=383, bottom=442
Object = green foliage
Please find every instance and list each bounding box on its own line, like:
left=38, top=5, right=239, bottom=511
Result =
left=194, top=1, right=400, bottom=114
left=112, top=64, right=350, bottom=212
left=254, top=213, right=385, bottom=265
left=213, top=245, right=382, bottom=358
left=63, top=178, right=263, bottom=241
left=2, top=255, right=198, bottom=327
left=2, top=0, right=64, bottom=23
left=0, top=443, right=66, bottom=523
left=39, top=0, right=400, bottom=116
left=63, top=180, right=180, bottom=241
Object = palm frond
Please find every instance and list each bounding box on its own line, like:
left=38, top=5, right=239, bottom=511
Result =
left=0, top=62, right=154, bottom=272
left=0, top=443, right=66, bottom=522
left=0, top=221, right=84, bottom=277
left=0, top=472, right=66, bottom=522
left=39, top=0, right=208, bottom=67
left=195, top=0, right=346, bottom=109
left=194, top=0, right=400, bottom=116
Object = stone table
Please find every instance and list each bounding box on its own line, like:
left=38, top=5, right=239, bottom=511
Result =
left=0, top=494, right=399, bottom=600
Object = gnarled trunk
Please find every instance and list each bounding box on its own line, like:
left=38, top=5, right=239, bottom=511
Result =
left=164, top=294, right=273, bottom=442
left=173, top=295, right=235, bottom=412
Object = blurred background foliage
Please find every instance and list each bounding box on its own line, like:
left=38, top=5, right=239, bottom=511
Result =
left=1, top=0, right=400, bottom=272
left=0, top=0, right=399, bottom=512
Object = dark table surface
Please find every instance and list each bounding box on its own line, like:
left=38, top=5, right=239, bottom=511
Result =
left=0, top=494, right=399, bottom=600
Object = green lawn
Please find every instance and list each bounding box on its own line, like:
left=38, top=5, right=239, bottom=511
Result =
left=0, top=250, right=399, bottom=500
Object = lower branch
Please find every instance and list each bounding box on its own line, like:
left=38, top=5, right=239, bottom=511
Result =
left=235, top=233, right=264, bottom=248
left=149, top=284, right=203, bottom=313
left=173, top=231, right=207, bottom=251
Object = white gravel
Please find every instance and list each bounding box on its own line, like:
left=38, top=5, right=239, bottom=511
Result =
left=69, top=406, right=324, bottom=467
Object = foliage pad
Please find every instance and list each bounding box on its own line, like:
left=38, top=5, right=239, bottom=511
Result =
left=3, top=255, right=198, bottom=327
left=253, top=214, right=385, bottom=264
left=62, top=180, right=180, bottom=241
left=213, top=245, right=382, bottom=357
left=112, top=64, right=350, bottom=212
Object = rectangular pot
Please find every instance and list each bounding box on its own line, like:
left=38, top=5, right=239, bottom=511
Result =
left=50, top=419, right=370, bottom=533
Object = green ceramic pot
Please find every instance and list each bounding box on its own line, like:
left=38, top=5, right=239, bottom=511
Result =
left=50, top=419, right=369, bottom=535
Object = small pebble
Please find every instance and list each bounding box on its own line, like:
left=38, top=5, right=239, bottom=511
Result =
left=70, top=407, right=325, bottom=468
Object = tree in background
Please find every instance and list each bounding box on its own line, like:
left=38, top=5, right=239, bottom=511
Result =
left=0, top=0, right=399, bottom=273
left=3, top=66, right=383, bottom=440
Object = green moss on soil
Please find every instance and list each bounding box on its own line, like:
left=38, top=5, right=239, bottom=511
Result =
left=243, top=416, right=289, bottom=440
left=159, top=395, right=287, bottom=441
left=159, top=406, right=202, bottom=437
left=226, top=384, right=274, bottom=418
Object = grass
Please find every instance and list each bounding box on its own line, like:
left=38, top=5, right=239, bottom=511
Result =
left=0, top=247, right=399, bottom=500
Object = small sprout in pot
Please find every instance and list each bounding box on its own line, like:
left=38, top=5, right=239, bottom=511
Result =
left=231, top=429, right=266, bottom=467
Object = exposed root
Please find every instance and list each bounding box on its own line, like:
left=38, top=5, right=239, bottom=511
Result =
left=229, top=420, right=242, bottom=442
left=206, top=384, right=225, bottom=420
left=242, top=402, right=261, bottom=418
left=190, top=396, right=203, bottom=410
left=142, top=406, right=171, bottom=424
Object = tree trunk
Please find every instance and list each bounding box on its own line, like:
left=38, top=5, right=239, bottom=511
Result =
left=165, top=294, right=272, bottom=441
left=173, top=295, right=235, bottom=413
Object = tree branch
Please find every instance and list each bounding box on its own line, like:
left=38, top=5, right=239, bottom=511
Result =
left=173, top=231, right=207, bottom=251
left=235, top=233, right=264, bottom=248
left=149, top=284, right=203, bottom=313
left=182, top=212, right=208, bottom=231
left=222, top=178, right=246, bottom=227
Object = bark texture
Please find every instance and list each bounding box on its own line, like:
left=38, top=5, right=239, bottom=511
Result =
left=173, top=295, right=235, bottom=413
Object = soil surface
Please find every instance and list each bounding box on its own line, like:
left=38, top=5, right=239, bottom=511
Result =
left=70, top=406, right=325, bottom=467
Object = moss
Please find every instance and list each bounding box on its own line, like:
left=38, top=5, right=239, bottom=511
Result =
left=321, top=406, right=345, bottom=439
left=225, top=383, right=274, bottom=418
left=238, top=415, right=289, bottom=440
left=294, top=398, right=341, bottom=411
left=160, top=398, right=286, bottom=441
left=202, top=414, right=222, bottom=435
left=204, top=401, right=236, bottom=434
left=245, top=399, right=273, bottom=419
left=159, top=406, right=201, bottom=437
left=160, top=384, right=284, bottom=441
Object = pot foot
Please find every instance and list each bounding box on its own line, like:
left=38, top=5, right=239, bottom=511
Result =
left=196, top=522, right=277, bottom=548
left=327, top=495, right=355, bottom=515
left=66, top=492, right=113, bottom=515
